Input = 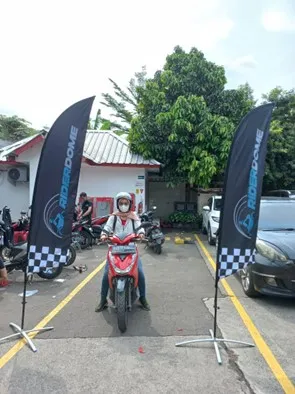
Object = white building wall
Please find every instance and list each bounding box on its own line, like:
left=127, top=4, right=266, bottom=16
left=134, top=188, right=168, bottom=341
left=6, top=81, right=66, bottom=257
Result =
left=78, top=164, right=146, bottom=213
left=0, top=165, right=29, bottom=220
left=17, top=143, right=147, bottom=214
left=18, top=144, right=41, bottom=204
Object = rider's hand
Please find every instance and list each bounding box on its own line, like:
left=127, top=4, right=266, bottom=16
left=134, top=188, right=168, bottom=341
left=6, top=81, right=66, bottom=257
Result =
left=139, top=233, right=145, bottom=240
left=101, top=235, right=107, bottom=242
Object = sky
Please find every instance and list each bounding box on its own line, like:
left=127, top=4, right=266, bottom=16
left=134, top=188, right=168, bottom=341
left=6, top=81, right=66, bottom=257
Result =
left=0, top=0, right=294, bottom=129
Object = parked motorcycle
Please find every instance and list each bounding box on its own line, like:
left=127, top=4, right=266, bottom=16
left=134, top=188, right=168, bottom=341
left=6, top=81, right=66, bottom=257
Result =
left=92, top=215, right=109, bottom=227
left=0, top=206, right=76, bottom=271
left=2, top=241, right=77, bottom=280
left=72, top=214, right=109, bottom=249
left=140, top=206, right=165, bottom=254
left=103, top=222, right=151, bottom=333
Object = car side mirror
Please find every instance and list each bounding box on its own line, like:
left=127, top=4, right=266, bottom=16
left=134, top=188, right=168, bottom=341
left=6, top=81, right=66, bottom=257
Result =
left=202, top=206, right=210, bottom=212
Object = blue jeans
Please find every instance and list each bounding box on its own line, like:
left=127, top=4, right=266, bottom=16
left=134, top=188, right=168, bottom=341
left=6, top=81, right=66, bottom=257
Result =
left=101, top=257, right=146, bottom=298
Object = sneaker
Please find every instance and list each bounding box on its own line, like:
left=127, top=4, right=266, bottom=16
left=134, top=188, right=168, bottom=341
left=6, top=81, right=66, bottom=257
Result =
left=139, top=297, right=150, bottom=311
left=95, top=298, right=108, bottom=312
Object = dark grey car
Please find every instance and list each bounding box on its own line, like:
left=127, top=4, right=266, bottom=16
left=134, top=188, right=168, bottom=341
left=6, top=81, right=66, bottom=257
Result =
left=216, top=198, right=295, bottom=298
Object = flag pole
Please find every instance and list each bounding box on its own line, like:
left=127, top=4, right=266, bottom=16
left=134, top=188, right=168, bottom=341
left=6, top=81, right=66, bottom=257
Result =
left=174, top=105, right=276, bottom=364
left=175, top=242, right=254, bottom=365
left=0, top=233, right=54, bottom=353
left=0, top=96, right=94, bottom=352
left=0, top=267, right=54, bottom=352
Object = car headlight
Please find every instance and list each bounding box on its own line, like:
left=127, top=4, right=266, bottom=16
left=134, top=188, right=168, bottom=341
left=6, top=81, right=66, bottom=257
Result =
left=256, top=239, right=288, bottom=263
left=211, top=216, right=219, bottom=223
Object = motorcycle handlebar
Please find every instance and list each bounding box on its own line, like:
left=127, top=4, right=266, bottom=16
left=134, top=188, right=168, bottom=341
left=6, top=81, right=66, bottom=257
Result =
left=101, top=235, right=148, bottom=244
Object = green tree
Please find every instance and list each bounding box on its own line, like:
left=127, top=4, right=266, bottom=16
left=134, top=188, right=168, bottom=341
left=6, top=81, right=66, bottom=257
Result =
left=100, top=66, right=147, bottom=132
left=128, top=46, right=255, bottom=187
left=262, top=87, right=295, bottom=190
left=0, top=115, right=36, bottom=142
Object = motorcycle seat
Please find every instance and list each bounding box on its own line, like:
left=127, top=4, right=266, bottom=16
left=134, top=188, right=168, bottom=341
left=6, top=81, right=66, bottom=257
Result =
left=92, top=225, right=102, bottom=231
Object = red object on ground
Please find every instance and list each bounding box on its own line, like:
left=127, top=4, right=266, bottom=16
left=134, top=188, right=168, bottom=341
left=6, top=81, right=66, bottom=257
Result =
left=0, top=279, right=12, bottom=287
left=138, top=346, right=145, bottom=354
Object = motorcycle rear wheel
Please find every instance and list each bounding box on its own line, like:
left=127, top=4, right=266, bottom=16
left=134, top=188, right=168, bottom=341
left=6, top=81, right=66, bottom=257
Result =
left=80, top=230, right=92, bottom=249
left=154, top=244, right=162, bottom=254
left=117, top=289, right=128, bottom=333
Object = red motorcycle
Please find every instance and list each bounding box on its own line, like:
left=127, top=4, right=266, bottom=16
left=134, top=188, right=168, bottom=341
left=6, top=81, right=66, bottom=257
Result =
left=103, top=222, right=150, bottom=333
left=72, top=215, right=110, bottom=249
left=92, top=215, right=109, bottom=226
left=12, top=211, right=30, bottom=244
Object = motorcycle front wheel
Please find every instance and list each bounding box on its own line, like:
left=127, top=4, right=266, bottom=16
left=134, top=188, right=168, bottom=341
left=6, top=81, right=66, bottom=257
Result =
left=117, top=289, right=128, bottom=333
left=37, top=264, right=63, bottom=280
left=0, top=246, right=11, bottom=261
left=64, top=245, right=76, bottom=266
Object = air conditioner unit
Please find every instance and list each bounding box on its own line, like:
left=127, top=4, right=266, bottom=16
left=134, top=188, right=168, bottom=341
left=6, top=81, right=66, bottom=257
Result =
left=8, top=167, right=28, bottom=182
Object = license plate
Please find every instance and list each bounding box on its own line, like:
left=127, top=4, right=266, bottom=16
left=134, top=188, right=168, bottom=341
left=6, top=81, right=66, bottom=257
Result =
left=112, top=245, right=136, bottom=254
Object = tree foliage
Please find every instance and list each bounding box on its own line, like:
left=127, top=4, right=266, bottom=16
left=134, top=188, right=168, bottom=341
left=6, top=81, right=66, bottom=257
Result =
left=0, top=115, right=36, bottom=142
left=262, top=87, right=295, bottom=190
left=100, top=66, right=147, bottom=131
left=128, top=46, right=256, bottom=187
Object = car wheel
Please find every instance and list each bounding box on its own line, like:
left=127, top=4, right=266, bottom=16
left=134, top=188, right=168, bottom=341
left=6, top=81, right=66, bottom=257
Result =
left=240, top=265, right=260, bottom=297
left=207, top=225, right=215, bottom=245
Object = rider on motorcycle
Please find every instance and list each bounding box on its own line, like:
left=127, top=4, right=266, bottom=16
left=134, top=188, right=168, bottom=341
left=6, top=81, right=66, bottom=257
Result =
left=95, top=192, right=150, bottom=312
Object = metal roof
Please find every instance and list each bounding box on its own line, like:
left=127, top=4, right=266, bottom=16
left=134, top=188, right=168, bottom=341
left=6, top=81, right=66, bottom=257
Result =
left=83, top=130, right=160, bottom=166
left=0, top=134, right=40, bottom=160
left=0, top=130, right=160, bottom=167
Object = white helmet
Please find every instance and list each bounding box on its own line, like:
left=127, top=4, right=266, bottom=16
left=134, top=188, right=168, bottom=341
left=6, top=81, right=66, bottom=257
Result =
left=115, top=192, right=132, bottom=213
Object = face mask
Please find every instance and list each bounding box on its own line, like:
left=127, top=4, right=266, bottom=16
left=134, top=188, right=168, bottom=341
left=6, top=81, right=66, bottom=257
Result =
left=119, top=204, right=129, bottom=213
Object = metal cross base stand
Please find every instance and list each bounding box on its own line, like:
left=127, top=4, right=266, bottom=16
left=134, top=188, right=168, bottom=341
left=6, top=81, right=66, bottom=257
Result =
left=0, top=323, right=54, bottom=353
left=175, top=328, right=255, bottom=365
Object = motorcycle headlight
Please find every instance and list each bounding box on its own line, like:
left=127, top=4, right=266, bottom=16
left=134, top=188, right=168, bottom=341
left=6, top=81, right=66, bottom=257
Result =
left=109, top=253, right=137, bottom=274
left=256, top=239, right=288, bottom=263
left=211, top=216, right=219, bottom=223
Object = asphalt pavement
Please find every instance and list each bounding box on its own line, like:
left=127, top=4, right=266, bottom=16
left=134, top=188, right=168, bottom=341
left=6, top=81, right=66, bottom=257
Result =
left=0, top=235, right=294, bottom=393
left=196, top=233, right=295, bottom=393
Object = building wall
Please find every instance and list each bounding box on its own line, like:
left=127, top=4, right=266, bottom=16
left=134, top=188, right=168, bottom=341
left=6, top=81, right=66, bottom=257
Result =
left=0, top=165, right=30, bottom=220
left=17, top=142, right=147, bottom=214
left=148, top=181, right=186, bottom=219
left=148, top=180, right=216, bottom=218
left=77, top=164, right=146, bottom=213
left=18, top=143, right=41, bottom=203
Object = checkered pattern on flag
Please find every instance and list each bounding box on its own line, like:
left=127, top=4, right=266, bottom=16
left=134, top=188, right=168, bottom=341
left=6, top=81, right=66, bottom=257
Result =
left=215, top=103, right=274, bottom=283
left=218, top=247, right=256, bottom=279
left=28, top=245, right=69, bottom=273
left=25, top=97, right=94, bottom=274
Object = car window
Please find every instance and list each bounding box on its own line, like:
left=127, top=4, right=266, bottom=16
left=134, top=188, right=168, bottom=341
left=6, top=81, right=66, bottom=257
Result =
left=208, top=198, right=212, bottom=209
left=258, top=202, right=295, bottom=230
left=213, top=198, right=222, bottom=211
